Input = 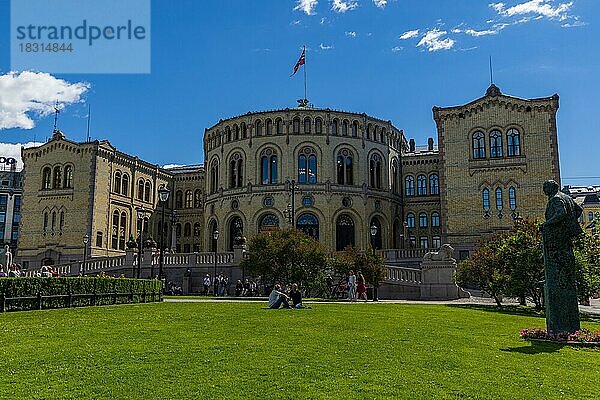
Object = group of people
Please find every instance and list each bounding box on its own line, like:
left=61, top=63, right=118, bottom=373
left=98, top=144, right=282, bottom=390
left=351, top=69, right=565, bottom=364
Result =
left=268, top=283, right=310, bottom=309
left=346, top=270, right=368, bottom=302
left=0, top=263, right=29, bottom=278
left=201, top=273, right=261, bottom=297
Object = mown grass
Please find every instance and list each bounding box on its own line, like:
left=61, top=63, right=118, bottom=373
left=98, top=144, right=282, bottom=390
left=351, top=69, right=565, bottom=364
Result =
left=0, top=302, right=598, bottom=399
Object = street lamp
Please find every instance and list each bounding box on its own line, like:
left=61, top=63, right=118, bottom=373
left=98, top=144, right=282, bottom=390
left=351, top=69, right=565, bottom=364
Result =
left=370, top=223, right=379, bottom=301
left=82, top=234, right=89, bottom=275
left=170, top=210, right=179, bottom=252
left=285, top=179, right=299, bottom=227
left=158, top=185, right=170, bottom=283
left=213, top=229, right=219, bottom=295
left=136, top=206, right=147, bottom=279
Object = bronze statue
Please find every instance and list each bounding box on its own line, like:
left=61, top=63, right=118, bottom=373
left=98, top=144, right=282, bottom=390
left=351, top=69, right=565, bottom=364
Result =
left=540, top=180, right=583, bottom=334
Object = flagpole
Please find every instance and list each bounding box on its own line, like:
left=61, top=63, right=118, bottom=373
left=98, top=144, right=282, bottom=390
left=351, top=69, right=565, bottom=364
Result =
left=303, top=46, right=307, bottom=102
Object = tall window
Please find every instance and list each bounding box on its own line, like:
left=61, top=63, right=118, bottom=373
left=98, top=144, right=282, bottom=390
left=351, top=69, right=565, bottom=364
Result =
left=121, top=173, right=129, bottom=196
left=509, top=187, right=517, bottom=210
left=293, top=117, right=300, bottom=134
left=335, top=214, right=355, bottom=251
left=43, top=212, right=48, bottom=234
left=483, top=188, right=490, bottom=211
left=495, top=187, right=503, bottom=210
left=304, top=117, right=311, bottom=134
left=406, top=213, right=415, bottom=228
left=298, top=147, right=317, bottom=184
left=60, top=211, right=65, bottom=234
left=137, top=179, right=144, bottom=200
left=225, top=127, right=231, bottom=142
left=53, top=166, right=62, bottom=189
left=175, top=191, right=183, bottom=208
left=114, top=172, right=122, bottom=194
left=391, top=160, right=398, bottom=194
left=419, top=212, right=428, bottom=227
left=331, top=119, right=339, bottom=135
left=119, top=212, right=127, bottom=250
left=336, top=149, right=353, bottom=185
left=255, top=120, right=263, bottom=136
left=241, top=123, right=247, bottom=138
left=184, top=223, right=191, bottom=237
left=111, top=210, right=119, bottom=249
left=261, top=149, right=278, bottom=184
left=367, top=125, right=372, bottom=140
left=276, top=118, right=283, bottom=135
left=432, top=236, right=441, bottom=249
left=420, top=237, right=429, bottom=249
left=234, top=125, right=240, bottom=140
left=185, top=190, right=192, bottom=208
left=473, top=132, right=485, bottom=159
left=315, top=118, right=322, bottom=134
left=64, top=165, right=73, bottom=189
left=351, top=121, right=359, bottom=137
left=507, top=128, right=521, bottom=156
left=342, top=120, right=349, bottom=136
left=429, top=174, right=439, bottom=195
left=405, top=176, right=415, bottom=196
left=266, top=119, right=273, bottom=135
left=490, top=130, right=503, bottom=158
left=431, top=212, right=440, bottom=227
left=417, top=175, right=427, bottom=196
left=194, top=190, right=202, bottom=208
left=210, top=159, right=219, bottom=193
left=369, top=153, right=382, bottom=189
left=229, top=153, right=244, bottom=188
left=42, top=167, right=51, bottom=189
left=144, top=182, right=151, bottom=202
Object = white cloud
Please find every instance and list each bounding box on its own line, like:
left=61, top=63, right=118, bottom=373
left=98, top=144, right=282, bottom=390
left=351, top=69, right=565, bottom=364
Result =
left=290, top=20, right=302, bottom=25
left=0, top=71, right=88, bottom=130
left=294, top=0, right=318, bottom=15
left=416, top=29, right=455, bottom=51
left=399, top=29, right=419, bottom=40
left=391, top=46, right=403, bottom=52
left=373, top=0, right=387, bottom=8
left=345, top=31, right=357, bottom=37
left=319, top=43, right=334, bottom=50
left=332, top=0, right=358, bottom=13
left=163, top=164, right=186, bottom=169
left=489, top=1, right=574, bottom=21
left=0, top=142, right=44, bottom=170
left=465, top=28, right=500, bottom=36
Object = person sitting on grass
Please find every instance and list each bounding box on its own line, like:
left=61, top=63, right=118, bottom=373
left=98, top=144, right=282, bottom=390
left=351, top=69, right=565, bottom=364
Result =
left=289, top=283, right=311, bottom=309
left=268, top=284, right=291, bottom=309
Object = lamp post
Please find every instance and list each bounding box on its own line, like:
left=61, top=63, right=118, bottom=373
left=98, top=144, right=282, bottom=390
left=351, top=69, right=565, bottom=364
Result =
left=170, top=210, right=179, bottom=252
left=136, top=206, right=147, bottom=279
left=82, top=234, right=89, bottom=275
left=285, top=179, right=298, bottom=227
left=370, top=223, right=379, bottom=301
left=158, top=186, right=170, bottom=283
left=213, top=229, right=219, bottom=295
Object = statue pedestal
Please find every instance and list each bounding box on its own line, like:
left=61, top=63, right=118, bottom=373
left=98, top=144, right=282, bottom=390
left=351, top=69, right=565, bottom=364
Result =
left=420, top=245, right=469, bottom=300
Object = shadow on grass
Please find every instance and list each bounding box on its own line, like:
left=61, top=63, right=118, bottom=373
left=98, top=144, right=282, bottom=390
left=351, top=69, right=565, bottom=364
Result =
left=446, top=304, right=600, bottom=323
left=501, top=342, right=566, bottom=354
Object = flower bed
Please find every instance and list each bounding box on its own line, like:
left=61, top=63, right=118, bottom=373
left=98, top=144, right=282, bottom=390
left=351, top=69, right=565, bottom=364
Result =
left=520, top=327, right=600, bottom=346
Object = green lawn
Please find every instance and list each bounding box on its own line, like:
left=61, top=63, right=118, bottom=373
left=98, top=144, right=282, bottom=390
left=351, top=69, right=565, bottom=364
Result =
left=1, top=302, right=598, bottom=399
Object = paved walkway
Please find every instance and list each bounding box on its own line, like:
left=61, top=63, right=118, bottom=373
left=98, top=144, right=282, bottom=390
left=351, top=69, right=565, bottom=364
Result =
left=165, top=297, right=600, bottom=317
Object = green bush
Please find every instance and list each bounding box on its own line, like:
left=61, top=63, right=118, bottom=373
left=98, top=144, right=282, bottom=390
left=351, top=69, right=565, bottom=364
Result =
left=0, top=277, right=162, bottom=312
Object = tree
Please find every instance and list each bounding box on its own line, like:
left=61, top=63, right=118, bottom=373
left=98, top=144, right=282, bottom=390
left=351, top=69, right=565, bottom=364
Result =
left=574, top=232, right=600, bottom=305
left=239, top=229, right=329, bottom=293
left=334, top=246, right=386, bottom=300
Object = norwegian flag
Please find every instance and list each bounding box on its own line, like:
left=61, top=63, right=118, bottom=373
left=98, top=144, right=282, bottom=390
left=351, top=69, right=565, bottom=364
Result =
left=291, top=48, right=305, bottom=77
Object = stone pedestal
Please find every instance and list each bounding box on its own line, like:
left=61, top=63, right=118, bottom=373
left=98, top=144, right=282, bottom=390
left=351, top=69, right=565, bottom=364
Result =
left=125, top=249, right=136, bottom=278
left=420, top=245, right=469, bottom=300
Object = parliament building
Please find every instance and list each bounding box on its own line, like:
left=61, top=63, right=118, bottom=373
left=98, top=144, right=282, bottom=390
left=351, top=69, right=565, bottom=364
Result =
left=17, top=84, right=561, bottom=268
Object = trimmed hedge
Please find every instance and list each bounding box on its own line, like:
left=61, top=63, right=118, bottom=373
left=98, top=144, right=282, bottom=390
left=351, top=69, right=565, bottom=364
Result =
left=0, top=277, right=163, bottom=312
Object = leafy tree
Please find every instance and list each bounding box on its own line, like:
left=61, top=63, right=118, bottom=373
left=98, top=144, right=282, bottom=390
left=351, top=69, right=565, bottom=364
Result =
left=574, top=232, right=600, bottom=305
left=335, top=246, right=386, bottom=299
left=240, top=228, right=328, bottom=293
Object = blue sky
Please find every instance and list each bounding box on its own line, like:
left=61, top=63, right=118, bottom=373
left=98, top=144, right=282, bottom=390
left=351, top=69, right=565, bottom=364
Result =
left=0, top=0, right=598, bottom=184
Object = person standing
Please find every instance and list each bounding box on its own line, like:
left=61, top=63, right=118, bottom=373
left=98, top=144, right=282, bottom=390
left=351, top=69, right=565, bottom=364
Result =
left=356, top=271, right=367, bottom=302
left=203, top=274, right=211, bottom=296
left=347, top=270, right=357, bottom=302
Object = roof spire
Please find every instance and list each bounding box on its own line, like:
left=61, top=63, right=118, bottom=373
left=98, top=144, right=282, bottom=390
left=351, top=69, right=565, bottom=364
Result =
left=53, top=100, right=60, bottom=133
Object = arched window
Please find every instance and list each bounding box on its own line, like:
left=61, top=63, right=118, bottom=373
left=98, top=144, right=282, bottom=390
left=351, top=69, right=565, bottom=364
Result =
left=119, top=212, right=127, bottom=250
left=342, top=120, right=349, bottom=136
left=336, top=149, right=353, bottom=185
left=507, top=128, right=521, bottom=156
left=380, top=129, right=386, bottom=143
left=241, top=123, right=247, bottom=139
left=490, top=130, right=503, bottom=158
left=473, top=132, right=485, bottom=159
left=369, top=153, right=382, bottom=189
left=175, top=190, right=183, bottom=209
left=261, top=149, right=278, bottom=184
left=483, top=188, right=490, bottom=211
left=417, top=175, right=427, bottom=196
left=495, top=188, right=503, bottom=210
left=391, top=160, right=398, bottom=194
left=405, top=176, right=415, bottom=196
left=275, top=118, right=284, bottom=135
left=185, top=190, right=192, bottom=208
left=144, top=181, right=151, bottom=202
left=121, top=173, right=129, bottom=196
left=297, top=213, right=319, bottom=240
left=194, top=222, right=201, bottom=236
left=431, top=212, right=440, bottom=227
left=42, top=167, right=52, bottom=189
left=184, top=223, right=191, bottom=237
left=255, top=120, right=263, bottom=136
left=63, top=165, right=73, bottom=189
left=114, top=171, right=122, bottom=194
left=194, top=190, right=202, bottom=208
left=53, top=166, right=62, bottom=189
left=229, top=153, right=243, bottom=188
left=315, top=118, right=322, bottom=134
left=225, top=127, right=231, bottom=142
left=351, top=121, right=359, bottom=137
left=419, top=212, right=428, bottom=227
left=293, top=117, right=300, bottom=134
left=367, top=125, right=373, bottom=140
left=298, top=147, right=317, bottom=184
left=509, top=187, right=517, bottom=210
left=331, top=119, right=339, bottom=135
left=59, top=211, right=65, bottom=233
left=429, top=174, right=439, bottom=195
left=304, top=117, right=311, bottom=134
left=406, top=213, right=415, bottom=228
left=228, top=217, right=243, bottom=250
left=335, top=214, right=355, bottom=251
left=43, top=212, right=48, bottom=234
left=210, top=159, right=219, bottom=193
left=111, top=210, right=119, bottom=249
left=266, top=119, right=273, bottom=135
left=259, top=213, right=280, bottom=230
left=234, top=125, right=240, bottom=140
left=137, top=179, right=144, bottom=200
